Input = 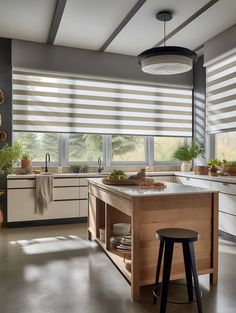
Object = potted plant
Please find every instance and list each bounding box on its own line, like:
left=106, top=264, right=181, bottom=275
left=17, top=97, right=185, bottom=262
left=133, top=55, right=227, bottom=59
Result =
left=208, top=159, right=222, bottom=176
left=21, top=152, right=32, bottom=169
left=0, top=141, right=23, bottom=175
left=222, top=160, right=236, bottom=176
left=173, top=140, right=205, bottom=172
left=70, top=164, right=81, bottom=173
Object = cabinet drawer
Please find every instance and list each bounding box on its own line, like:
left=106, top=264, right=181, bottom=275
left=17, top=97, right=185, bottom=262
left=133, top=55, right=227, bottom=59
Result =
left=79, top=178, right=88, bottom=186
left=54, top=178, right=80, bottom=187
left=80, top=199, right=88, bottom=217
left=8, top=179, right=35, bottom=189
left=80, top=187, right=88, bottom=199
left=54, top=187, right=80, bottom=200
left=219, top=193, right=236, bottom=215
left=219, top=211, right=236, bottom=236
left=175, top=176, right=211, bottom=189
left=211, top=181, right=236, bottom=195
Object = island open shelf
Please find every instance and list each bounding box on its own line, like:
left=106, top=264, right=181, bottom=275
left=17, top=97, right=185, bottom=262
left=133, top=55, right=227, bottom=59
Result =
left=87, top=178, right=218, bottom=300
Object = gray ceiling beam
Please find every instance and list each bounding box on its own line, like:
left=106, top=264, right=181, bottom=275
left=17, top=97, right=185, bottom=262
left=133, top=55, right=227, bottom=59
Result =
left=154, top=0, right=220, bottom=47
left=47, top=0, right=67, bottom=44
left=99, top=0, right=146, bottom=52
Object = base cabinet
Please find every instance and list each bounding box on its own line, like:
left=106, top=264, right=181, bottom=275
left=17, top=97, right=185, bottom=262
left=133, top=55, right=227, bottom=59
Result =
left=219, top=193, right=236, bottom=236
left=176, top=175, right=236, bottom=238
left=7, top=177, right=89, bottom=223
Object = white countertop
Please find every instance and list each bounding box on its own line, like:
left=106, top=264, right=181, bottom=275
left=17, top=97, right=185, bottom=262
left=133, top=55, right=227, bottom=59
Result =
left=177, top=172, right=236, bottom=184
left=87, top=178, right=217, bottom=198
left=7, top=171, right=175, bottom=179
left=7, top=171, right=236, bottom=184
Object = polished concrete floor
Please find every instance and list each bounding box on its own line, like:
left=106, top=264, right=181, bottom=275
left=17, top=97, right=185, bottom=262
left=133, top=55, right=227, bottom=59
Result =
left=0, top=223, right=235, bottom=313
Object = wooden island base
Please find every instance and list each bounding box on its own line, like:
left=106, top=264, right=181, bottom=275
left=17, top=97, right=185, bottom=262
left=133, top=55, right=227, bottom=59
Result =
left=87, top=179, right=218, bottom=300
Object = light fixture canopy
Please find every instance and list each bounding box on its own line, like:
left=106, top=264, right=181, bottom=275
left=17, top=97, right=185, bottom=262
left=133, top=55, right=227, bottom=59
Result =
left=137, top=11, right=197, bottom=75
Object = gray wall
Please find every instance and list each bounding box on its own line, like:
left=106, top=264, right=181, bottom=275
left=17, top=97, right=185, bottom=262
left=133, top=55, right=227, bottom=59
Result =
left=0, top=38, right=12, bottom=147
left=204, top=23, right=236, bottom=64
left=12, top=39, right=193, bottom=88
left=193, top=55, right=207, bottom=165
left=0, top=38, right=12, bottom=223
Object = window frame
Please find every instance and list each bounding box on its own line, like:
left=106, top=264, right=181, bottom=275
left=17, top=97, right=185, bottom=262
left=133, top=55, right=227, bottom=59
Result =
left=67, top=134, right=106, bottom=165
left=110, top=135, right=148, bottom=166
left=13, top=132, right=187, bottom=167
left=13, top=131, right=60, bottom=168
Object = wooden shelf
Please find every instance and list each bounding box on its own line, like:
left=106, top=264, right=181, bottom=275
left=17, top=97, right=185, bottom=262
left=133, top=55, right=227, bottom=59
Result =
left=96, top=237, right=131, bottom=282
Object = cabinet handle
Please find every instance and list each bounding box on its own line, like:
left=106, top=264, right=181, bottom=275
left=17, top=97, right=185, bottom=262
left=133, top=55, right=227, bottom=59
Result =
left=223, top=182, right=229, bottom=185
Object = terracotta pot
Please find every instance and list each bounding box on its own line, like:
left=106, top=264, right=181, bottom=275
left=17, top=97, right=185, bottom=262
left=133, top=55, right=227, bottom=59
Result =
left=194, top=166, right=209, bottom=175
left=224, top=166, right=236, bottom=176
left=21, top=159, right=31, bottom=168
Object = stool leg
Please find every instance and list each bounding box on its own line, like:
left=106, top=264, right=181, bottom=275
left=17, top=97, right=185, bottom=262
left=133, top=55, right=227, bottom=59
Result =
left=189, top=242, right=203, bottom=313
left=153, top=239, right=164, bottom=304
left=182, top=242, right=193, bottom=302
left=160, top=241, right=174, bottom=313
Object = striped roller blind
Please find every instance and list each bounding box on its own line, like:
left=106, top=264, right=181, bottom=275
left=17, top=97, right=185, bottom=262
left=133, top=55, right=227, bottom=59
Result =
left=13, top=69, right=193, bottom=137
left=206, top=49, right=236, bottom=133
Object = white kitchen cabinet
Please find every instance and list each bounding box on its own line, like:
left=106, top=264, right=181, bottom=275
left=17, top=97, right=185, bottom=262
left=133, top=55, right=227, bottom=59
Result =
left=175, top=176, right=211, bottom=189
left=54, top=187, right=80, bottom=200
left=219, top=193, right=236, bottom=236
left=7, top=176, right=88, bottom=223
left=7, top=189, right=80, bottom=222
left=80, top=199, right=88, bottom=217
left=176, top=175, right=236, bottom=238
left=80, top=186, right=88, bottom=199
left=211, top=181, right=236, bottom=195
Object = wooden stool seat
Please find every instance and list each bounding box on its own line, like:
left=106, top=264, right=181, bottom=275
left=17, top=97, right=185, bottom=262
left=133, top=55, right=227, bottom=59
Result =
left=156, top=228, right=199, bottom=243
left=153, top=228, right=203, bottom=313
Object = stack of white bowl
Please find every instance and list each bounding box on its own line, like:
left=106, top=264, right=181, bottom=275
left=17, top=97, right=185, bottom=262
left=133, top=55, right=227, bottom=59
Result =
left=110, top=223, right=131, bottom=251
left=113, top=223, right=131, bottom=236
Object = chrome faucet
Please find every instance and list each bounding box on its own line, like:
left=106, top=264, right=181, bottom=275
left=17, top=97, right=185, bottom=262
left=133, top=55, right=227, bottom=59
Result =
left=97, top=157, right=104, bottom=173
left=45, top=153, right=50, bottom=172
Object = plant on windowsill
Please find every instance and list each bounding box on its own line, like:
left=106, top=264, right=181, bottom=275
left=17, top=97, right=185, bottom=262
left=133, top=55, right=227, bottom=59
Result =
left=70, top=163, right=88, bottom=173
left=21, top=152, right=32, bottom=169
left=208, top=159, right=222, bottom=176
left=0, top=141, right=23, bottom=175
left=173, top=140, right=205, bottom=172
left=221, top=160, right=236, bottom=176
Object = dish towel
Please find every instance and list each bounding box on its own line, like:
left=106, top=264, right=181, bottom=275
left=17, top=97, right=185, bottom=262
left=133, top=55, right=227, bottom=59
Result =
left=35, top=175, right=54, bottom=215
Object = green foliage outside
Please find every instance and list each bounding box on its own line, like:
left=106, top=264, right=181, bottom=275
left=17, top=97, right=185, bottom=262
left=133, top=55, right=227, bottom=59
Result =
left=14, top=132, right=194, bottom=164
left=173, top=140, right=205, bottom=161
left=154, top=137, right=185, bottom=162
left=14, top=132, right=58, bottom=162
left=112, top=135, right=145, bottom=161
left=69, top=134, right=103, bottom=162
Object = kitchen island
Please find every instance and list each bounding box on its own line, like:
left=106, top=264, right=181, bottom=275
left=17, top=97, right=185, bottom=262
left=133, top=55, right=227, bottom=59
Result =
left=87, top=178, right=218, bottom=300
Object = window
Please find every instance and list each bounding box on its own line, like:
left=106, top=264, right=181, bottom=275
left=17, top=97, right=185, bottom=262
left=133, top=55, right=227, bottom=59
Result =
left=215, top=131, right=236, bottom=160
left=68, top=134, right=103, bottom=162
left=154, top=137, right=186, bottom=162
left=13, top=132, right=58, bottom=162
left=111, top=135, right=146, bottom=162
left=206, top=49, right=236, bottom=134
left=13, top=69, right=192, bottom=137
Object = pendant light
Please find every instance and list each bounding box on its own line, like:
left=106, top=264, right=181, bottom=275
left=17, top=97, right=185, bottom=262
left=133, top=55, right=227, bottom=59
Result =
left=137, top=11, right=197, bottom=75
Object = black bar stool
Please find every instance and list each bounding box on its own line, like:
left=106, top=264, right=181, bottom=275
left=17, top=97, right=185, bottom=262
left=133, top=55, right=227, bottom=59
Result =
left=153, top=228, right=202, bottom=313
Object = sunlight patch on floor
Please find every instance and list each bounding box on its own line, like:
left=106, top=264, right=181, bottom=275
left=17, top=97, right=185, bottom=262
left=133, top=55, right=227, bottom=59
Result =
left=9, top=235, right=89, bottom=255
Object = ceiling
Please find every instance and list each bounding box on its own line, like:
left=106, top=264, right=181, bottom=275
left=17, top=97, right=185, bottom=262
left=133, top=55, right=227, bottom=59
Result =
left=0, top=0, right=235, bottom=56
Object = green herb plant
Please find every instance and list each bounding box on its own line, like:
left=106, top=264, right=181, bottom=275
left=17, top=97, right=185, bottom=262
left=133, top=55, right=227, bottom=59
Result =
left=0, top=142, right=23, bottom=175
left=173, top=140, right=205, bottom=162
left=21, top=152, right=31, bottom=160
